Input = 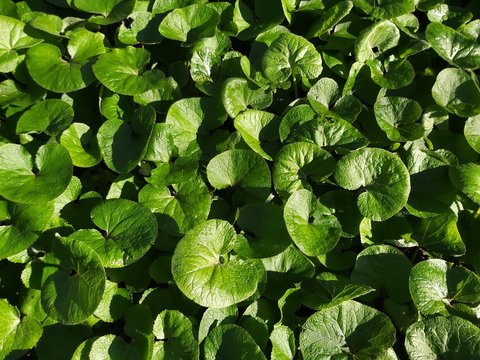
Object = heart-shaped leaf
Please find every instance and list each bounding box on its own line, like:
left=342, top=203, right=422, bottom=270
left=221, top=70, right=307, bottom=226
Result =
left=0, top=143, right=73, bottom=204
left=171, top=219, right=266, bottom=308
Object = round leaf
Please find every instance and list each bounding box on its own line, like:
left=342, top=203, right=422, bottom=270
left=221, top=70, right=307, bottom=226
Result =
left=334, top=148, right=410, bottom=221
left=207, top=149, right=271, bottom=203
left=60, top=123, right=102, bottom=168
left=465, top=114, right=480, bottom=153
left=405, top=316, right=480, bottom=359
left=409, top=259, right=480, bottom=317
left=284, top=189, right=342, bottom=256
left=171, top=219, right=266, bottom=308
left=71, top=0, right=136, bottom=25
left=89, top=198, right=158, bottom=267
left=221, top=77, right=273, bottom=119
left=0, top=143, right=73, bottom=204
left=138, top=176, right=211, bottom=236
left=26, top=30, right=105, bottom=93
left=426, top=22, right=480, bottom=70
left=300, top=300, right=396, bottom=359
left=262, top=32, right=323, bottom=86
left=41, top=237, right=106, bottom=325
left=0, top=299, right=43, bottom=358
left=153, top=310, right=198, bottom=360
left=234, top=109, right=280, bottom=160
left=351, top=244, right=412, bottom=303
left=286, top=115, right=369, bottom=151
left=17, top=99, right=74, bottom=136
left=432, top=68, right=480, bottom=118
left=273, top=142, right=335, bottom=197
left=374, top=96, right=424, bottom=142
left=235, top=203, right=291, bottom=258
left=355, top=20, right=400, bottom=62
left=0, top=201, right=53, bottom=259
left=203, top=324, right=266, bottom=360
left=449, top=163, right=480, bottom=205
left=93, top=46, right=165, bottom=96
left=158, top=4, right=219, bottom=45
left=97, top=106, right=156, bottom=174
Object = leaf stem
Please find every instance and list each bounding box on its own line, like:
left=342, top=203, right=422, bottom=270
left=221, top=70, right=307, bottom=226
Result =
left=474, top=207, right=480, bottom=220
left=292, top=74, right=299, bottom=99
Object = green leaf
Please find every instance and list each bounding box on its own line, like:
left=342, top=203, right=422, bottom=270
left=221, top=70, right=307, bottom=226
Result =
left=153, top=310, right=198, bottom=360
left=286, top=115, right=369, bottom=151
left=411, top=209, right=466, bottom=256
left=0, top=299, right=43, bottom=358
left=97, top=106, right=156, bottom=174
left=73, top=333, right=149, bottom=360
left=359, top=216, right=414, bottom=248
left=198, top=305, right=238, bottom=343
left=0, top=15, right=42, bottom=72
left=273, top=142, right=335, bottom=197
left=93, top=279, right=131, bottom=323
left=235, top=203, right=291, bottom=258
left=234, top=109, right=280, bottom=160
left=307, top=77, right=340, bottom=113
left=367, top=57, right=415, bottom=89
left=88, top=198, right=158, bottom=267
left=190, top=32, right=231, bottom=84
left=449, top=163, right=480, bottom=205
left=432, top=68, right=480, bottom=118
left=221, top=78, right=273, bottom=118
left=284, top=189, right=342, bottom=256
left=405, top=316, right=480, bottom=359
left=303, top=272, right=375, bottom=310
left=405, top=148, right=457, bottom=218
left=426, top=22, right=480, bottom=70
left=353, top=0, right=415, bottom=19
left=26, top=30, right=105, bottom=93
left=203, top=324, right=267, bottom=360
left=17, top=99, right=74, bottom=136
left=72, top=0, right=136, bottom=25
left=93, top=46, right=165, bottom=96
left=118, top=11, right=163, bottom=45
left=306, top=1, right=353, bottom=38
left=320, top=190, right=363, bottom=238
left=409, top=259, right=480, bottom=317
left=334, top=148, right=411, bottom=221
left=60, top=123, right=102, bottom=168
left=165, top=97, right=227, bottom=158
left=139, top=176, right=211, bottom=236
left=351, top=244, right=412, bottom=303
left=41, top=236, right=106, bottom=325
left=0, top=143, right=73, bottom=204
left=465, top=114, right=480, bottom=153
left=300, top=300, right=396, bottom=359
left=270, top=325, right=296, bottom=360
left=158, top=4, right=219, bottom=45
left=374, top=96, right=424, bottom=142
left=152, top=0, right=208, bottom=14
left=279, top=104, right=316, bottom=142
left=0, top=15, right=42, bottom=51
left=171, top=219, right=266, bottom=308
left=0, top=201, right=53, bottom=259
left=355, top=20, right=400, bottom=62
left=207, top=149, right=271, bottom=203
left=261, top=32, right=323, bottom=86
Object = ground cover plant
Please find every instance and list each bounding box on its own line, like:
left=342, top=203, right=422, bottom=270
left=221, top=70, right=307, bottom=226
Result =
left=1, top=0, right=480, bottom=358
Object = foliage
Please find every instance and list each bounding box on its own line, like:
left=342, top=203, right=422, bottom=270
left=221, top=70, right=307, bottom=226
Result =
left=0, top=0, right=480, bottom=359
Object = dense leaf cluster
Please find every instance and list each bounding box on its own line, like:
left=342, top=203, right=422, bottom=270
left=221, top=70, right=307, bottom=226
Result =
left=1, top=0, right=480, bottom=359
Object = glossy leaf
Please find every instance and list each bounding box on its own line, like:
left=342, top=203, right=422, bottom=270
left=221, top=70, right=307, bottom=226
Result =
left=0, top=143, right=73, bottom=204
left=334, top=148, right=411, bottom=221
left=171, top=219, right=266, bottom=308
